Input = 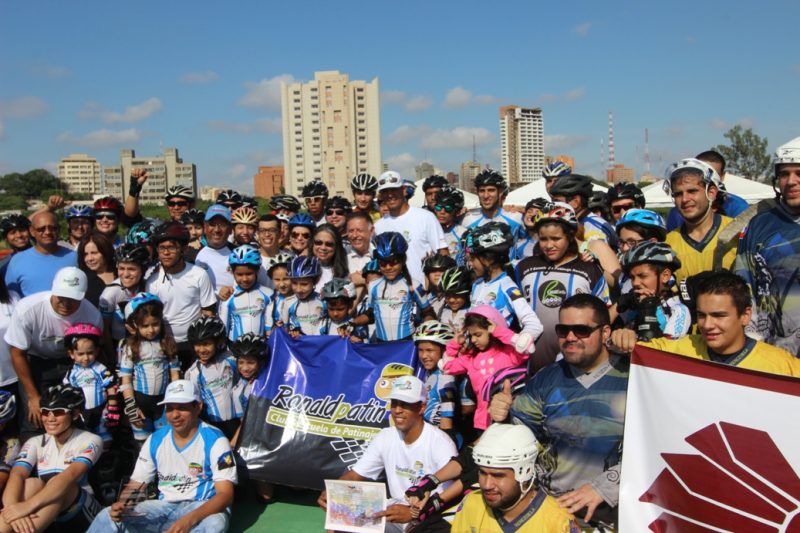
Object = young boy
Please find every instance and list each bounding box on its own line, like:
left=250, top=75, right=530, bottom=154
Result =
left=437, top=266, right=471, bottom=334
left=320, top=278, right=363, bottom=340
left=219, top=244, right=274, bottom=341
left=230, top=333, right=268, bottom=426
left=413, top=321, right=457, bottom=437
left=286, top=256, right=325, bottom=336
left=184, top=316, right=240, bottom=440
left=423, top=255, right=457, bottom=316
left=354, top=260, right=381, bottom=341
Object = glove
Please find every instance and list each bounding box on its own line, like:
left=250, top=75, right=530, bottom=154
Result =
left=511, top=332, right=535, bottom=354
left=418, top=493, right=444, bottom=522
left=405, top=474, right=441, bottom=500
left=124, top=396, right=141, bottom=424
left=105, top=403, right=121, bottom=428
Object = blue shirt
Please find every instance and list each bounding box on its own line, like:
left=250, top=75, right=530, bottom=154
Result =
left=5, top=246, right=76, bottom=297
left=666, top=192, right=749, bottom=231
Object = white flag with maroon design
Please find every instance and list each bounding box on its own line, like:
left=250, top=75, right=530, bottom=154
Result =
left=619, top=345, right=800, bottom=532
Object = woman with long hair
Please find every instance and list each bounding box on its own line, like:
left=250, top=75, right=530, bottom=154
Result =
left=311, top=223, right=349, bottom=293
left=77, top=231, right=117, bottom=306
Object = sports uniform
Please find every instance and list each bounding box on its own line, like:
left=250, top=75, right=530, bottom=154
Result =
left=366, top=277, right=431, bottom=341
left=232, top=378, right=254, bottom=418
left=443, top=224, right=467, bottom=265
left=470, top=272, right=543, bottom=340
left=512, top=235, right=537, bottom=262
left=423, top=370, right=457, bottom=427
left=463, top=208, right=526, bottom=242
left=287, top=293, right=326, bottom=335
left=665, top=213, right=735, bottom=283
left=270, top=293, right=295, bottom=326
left=438, top=307, right=466, bottom=335
left=185, top=354, right=240, bottom=425
left=580, top=213, right=619, bottom=249
left=63, top=361, right=114, bottom=441
left=451, top=490, right=579, bottom=533
left=98, top=281, right=137, bottom=342
left=375, top=207, right=447, bottom=286
left=219, top=284, right=274, bottom=341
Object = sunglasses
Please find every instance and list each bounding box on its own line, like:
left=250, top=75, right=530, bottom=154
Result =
left=379, top=258, right=402, bottom=267
left=167, top=201, right=189, bottom=208
left=326, top=209, right=346, bottom=216
left=291, top=231, right=311, bottom=239
left=96, top=214, right=117, bottom=221
left=611, top=204, right=634, bottom=214
left=40, top=408, right=70, bottom=418
left=314, top=240, right=335, bottom=248
left=555, top=323, right=603, bottom=339
left=434, top=204, right=455, bottom=213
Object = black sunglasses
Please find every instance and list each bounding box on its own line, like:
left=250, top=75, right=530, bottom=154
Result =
left=434, top=204, right=455, bottom=213
left=555, top=323, right=603, bottom=339
left=326, top=209, right=345, bottom=216
left=167, top=201, right=189, bottom=207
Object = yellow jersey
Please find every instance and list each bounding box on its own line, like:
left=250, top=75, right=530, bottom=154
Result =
left=450, top=490, right=579, bottom=533
left=665, top=214, right=736, bottom=282
left=642, top=335, right=800, bottom=377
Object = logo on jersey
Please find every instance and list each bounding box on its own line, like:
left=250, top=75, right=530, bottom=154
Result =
left=217, top=451, right=235, bottom=470
left=538, top=280, right=567, bottom=308
left=188, top=462, right=203, bottom=477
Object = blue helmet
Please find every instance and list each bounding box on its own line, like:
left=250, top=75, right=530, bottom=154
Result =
left=616, top=208, right=667, bottom=241
left=373, top=232, right=408, bottom=260
left=289, top=256, right=321, bottom=279
left=0, top=390, right=16, bottom=425
left=125, top=292, right=163, bottom=321
left=66, top=205, right=94, bottom=220
left=288, top=213, right=316, bottom=230
left=542, top=161, right=572, bottom=179
left=362, top=259, right=380, bottom=276
left=229, top=244, right=262, bottom=267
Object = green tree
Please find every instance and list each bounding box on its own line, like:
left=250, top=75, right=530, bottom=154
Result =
left=714, top=126, right=772, bottom=182
left=0, top=169, right=62, bottom=198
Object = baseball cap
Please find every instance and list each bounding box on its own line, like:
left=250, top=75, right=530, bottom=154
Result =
left=51, top=267, right=88, bottom=301
left=376, top=171, right=405, bottom=192
left=158, top=379, right=201, bottom=405
left=205, top=204, right=232, bottom=222
left=388, top=375, right=426, bottom=404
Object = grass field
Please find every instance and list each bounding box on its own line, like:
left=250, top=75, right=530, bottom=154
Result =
left=229, top=487, right=326, bottom=532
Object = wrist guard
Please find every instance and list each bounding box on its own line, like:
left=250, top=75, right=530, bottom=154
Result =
left=124, top=396, right=141, bottom=423
left=105, top=402, right=121, bottom=428
left=405, top=474, right=441, bottom=500
left=128, top=179, right=143, bottom=198
left=418, top=493, right=444, bottom=522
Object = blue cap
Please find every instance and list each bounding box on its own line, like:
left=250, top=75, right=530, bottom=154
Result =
left=205, top=204, right=231, bottom=222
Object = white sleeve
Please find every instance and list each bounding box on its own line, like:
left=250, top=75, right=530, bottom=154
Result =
left=352, top=429, right=388, bottom=480
left=73, top=432, right=103, bottom=468
left=3, top=305, right=31, bottom=351
left=426, top=212, right=447, bottom=251
left=197, top=270, right=218, bottom=309
left=218, top=296, right=231, bottom=334
left=210, top=436, right=238, bottom=485
left=130, top=435, right=157, bottom=484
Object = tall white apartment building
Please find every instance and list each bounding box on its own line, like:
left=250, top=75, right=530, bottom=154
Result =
left=281, top=70, right=382, bottom=198
left=103, top=148, right=197, bottom=205
left=499, top=106, right=544, bottom=188
left=57, top=153, right=102, bottom=194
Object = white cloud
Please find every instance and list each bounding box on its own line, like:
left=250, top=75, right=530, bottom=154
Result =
left=0, top=120, right=5, bottom=140
left=709, top=117, right=754, bottom=131
left=536, top=87, right=587, bottom=104
left=224, top=164, right=248, bottom=179
left=180, top=70, right=219, bottom=84
left=420, top=127, right=494, bottom=150
left=238, top=74, right=296, bottom=111
left=30, top=64, right=70, bottom=79
left=57, top=128, right=142, bottom=147
left=564, top=88, right=586, bottom=101
left=387, top=125, right=430, bottom=145
left=573, top=22, right=592, bottom=36
left=381, top=90, right=408, bottom=104
left=544, top=134, right=591, bottom=151
left=0, top=96, right=49, bottom=119
left=80, top=98, right=162, bottom=124
left=405, top=95, right=433, bottom=112
left=709, top=118, right=729, bottom=130
left=385, top=153, right=417, bottom=179
left=443, top=87, right=472, bottom=109
left=208, top=118, right=282, bottom=134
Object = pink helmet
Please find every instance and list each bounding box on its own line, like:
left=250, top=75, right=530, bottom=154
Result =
left=64, top=323, right=102, bottom=348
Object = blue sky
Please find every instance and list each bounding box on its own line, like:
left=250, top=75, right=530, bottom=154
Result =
left=1, top=0, right=797, bottom=193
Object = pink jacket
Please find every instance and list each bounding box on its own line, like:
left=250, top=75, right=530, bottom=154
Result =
left=443, top=305, right=528, bottom=430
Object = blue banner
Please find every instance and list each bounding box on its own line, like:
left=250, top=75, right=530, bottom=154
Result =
left=237, top=329, right=420, bottom=490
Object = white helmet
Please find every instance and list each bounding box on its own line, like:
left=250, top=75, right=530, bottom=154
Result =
left=775, top=137, right=800, bottom=167
left=662, top=158, right=722, bottom=195
left=413, top=321, right=455, bottom=346
left=472, top=424, right=539, bottom=484
left=377, top=171, right=405, bottom=192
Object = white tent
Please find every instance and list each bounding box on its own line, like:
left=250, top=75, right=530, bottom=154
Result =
left=642, top=175, right=775, bottom=209
left=410, top=179, right=481, bottom=209
left=504, top=178, right=608, bottom=207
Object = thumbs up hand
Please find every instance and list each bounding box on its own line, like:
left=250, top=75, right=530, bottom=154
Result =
left=489, top=379, right=514, bottom=422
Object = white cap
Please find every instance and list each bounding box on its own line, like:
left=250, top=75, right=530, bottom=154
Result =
left=158, top=379, right=201, bottom=405
left=387, top=375, right=426, bottom=404
left=776, top=137, right=800, bottom=166
left=51, top=267, right=88, bottom=301
left=376, top=171, right=405, bottom=192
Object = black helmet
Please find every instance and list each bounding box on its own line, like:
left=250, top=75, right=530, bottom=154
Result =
left=230, top=333, right=268, bottom=362
left=608, top=182, right=645, bottom=207
left=422, top=175, right=449, bottom=191
left=115, top=243, right=150, bottom=268
left=588, top=191, right=609, bottom=211
left=240, top=195, right=258, bottom=209
left=434, top=186, right=465, bottom=211
left=187, top=316, right=227, bottom=343
left=270, top=194, right=302, bottom=213
left=474, top=169, right=507, bottom=193
left=524, top=197, right=549, bottom=212
left=438, top=266, right=472, bottom=295
left=152, top=221, right=190, bottom=245
left=0, top=214, right=31, bottom=239
left=164, top=184, right=194, bottom=201
left=549, top=174, right=594, bottom=200
left=465, top=222, right=513, bottom=255
left=620, top=241, right=681, bottom=273
left=40, top=384, right=84, bottom=411
left=325, top=196, right=353, bottom=212
left=350, top=173, right=378, bottom=192
left=423, top=254, right=457, bottom=274
left=216, top=189, right=243, bottom=208
left=301, top=180, right=329, bottom=198
left=180, top=208, right=205, bottom=225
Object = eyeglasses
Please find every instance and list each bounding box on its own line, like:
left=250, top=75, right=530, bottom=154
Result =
left=33, top=225, right=58, bottom=233
left=314, top=239, right=335, bottom=248
left=434, top=204, right=455, bottom=213
left=258, top=228, right=279, bottom=234
left=379, top=258, right=402, bottom=267
left=40, top=408, right=70, bottom=418
left=555, top=323, right=603, bottom=339
left=157, top=244, right=180, bottom=253
left=326, top=209, right=346, bottom=216
left=291, top=231, right=311, bottom=239
left=167, top=201, right=189, bottom=208
left=96, top=214, right=117, bottom=221
left=611, top=204, right=635, bottom=214
left=620, top=239, right=645, bottom=249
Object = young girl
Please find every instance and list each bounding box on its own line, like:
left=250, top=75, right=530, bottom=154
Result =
left=118, top=292, right=180, bottom=442
left=423, top=254, right=457, bottom=316
left=441, top=305, right=529, bottom=431
left=264, top=253, right=295, bottom=331
left=62, top=323, right=118, bottom=445
left=350, top=232, right=434, bottom=342
left=319, top=278, right=361, bottom=339
left=220, top=244, right=274, bottom=341
left=286, top=256, right=326, bottom=336
left=230, top=333, right=268, bottom=438
left=184, top=316, right=240, bottom=439
left=437, top=266, right=471, bottom=334
left=465, top=222, right=542, bottom=354
left=413, top=321, right=457, bottom=436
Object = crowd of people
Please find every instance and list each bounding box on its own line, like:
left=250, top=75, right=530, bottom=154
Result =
left=0, top=135, right=797, bottom=532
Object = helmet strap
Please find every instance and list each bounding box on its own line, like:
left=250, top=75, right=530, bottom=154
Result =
left=500, top=478, right=535, bottom=512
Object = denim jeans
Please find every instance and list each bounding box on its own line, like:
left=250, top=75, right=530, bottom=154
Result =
left=87, top=500, right=229, bottom=533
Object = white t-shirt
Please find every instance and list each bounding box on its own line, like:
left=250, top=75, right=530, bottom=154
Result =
left=145, top=263, right=217, bottom=343
left=195, top=246, right=235, bottom=292
left=4, top=292, right=102, bottom=360
left=98, top=281, right=138, bottom=341
left=375, top=207, right=447, bottom=286
left=316, top=265, right=334, bottom=294
left=353, top=423, right=456, bottom=505
left=346, top=247, right=372, bottom=279
left=15, top=429, right=103, bottom=491
left=0, top=296, right=19, bottom=386
left=131, top=422, right=237, bottom=503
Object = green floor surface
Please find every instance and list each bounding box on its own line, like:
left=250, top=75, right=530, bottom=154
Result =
left=230, top=488, right=326, bottom=532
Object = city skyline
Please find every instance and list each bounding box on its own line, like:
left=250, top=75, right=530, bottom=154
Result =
left=1, top=1, right=797, bottom=194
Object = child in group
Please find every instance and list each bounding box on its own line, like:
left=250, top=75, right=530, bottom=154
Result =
left=220, top=244, right=274, bottom=341
left=184, top=316, right=241, bottom=440
left=286, top=256, right=326, bottom=336
left=423, top=254, right=457, bottom=316
left=265, top=253, right=295, bottom=331
left=230, top=333, right=268, bottom=441
left=118, top=292, right=180, bottom=442
left=413, top=321, right=457, bottom=437
left=354, top=259, right=381, bottom=341
left=181, top=208, right=206, bottom=250
left=437, top=266, right=472, bottom=334
left=62, top=323, right=118, bottom=445
left=319, top=278, right=362, bottom=340
left=442, top=305, right=529, bottom=431
left=0, top=391, right=18, bottom=495
left=618, top=241, right=691, bottom=341
left=350, top=232, right=434, bottom=342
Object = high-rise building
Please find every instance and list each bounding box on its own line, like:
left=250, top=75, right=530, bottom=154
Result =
left=57, top=153, right=101, bottom=195
left=415, top=162, right=436, bottom=183
left=254, top=166, right=284, bottom=198
left=459, top=160, right=482, bottom=192
left=102, top=148, right=197, bottom=205
left=446, top=172, right=458, bottom=186
left=499, top=106, right=545, bottom=188
left=545, top=154, right=576, bottom=172
left=281, top=70, right=382, bottom=198
left=607, top=164, right=636, bottom=184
